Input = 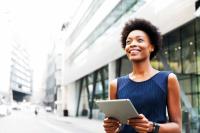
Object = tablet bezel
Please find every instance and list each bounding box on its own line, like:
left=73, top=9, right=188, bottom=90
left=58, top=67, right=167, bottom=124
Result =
left=96, top=99, right=139, bottom=124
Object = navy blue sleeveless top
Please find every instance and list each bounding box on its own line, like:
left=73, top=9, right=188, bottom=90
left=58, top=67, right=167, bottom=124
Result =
left=117, top=71, right=171, bottom=133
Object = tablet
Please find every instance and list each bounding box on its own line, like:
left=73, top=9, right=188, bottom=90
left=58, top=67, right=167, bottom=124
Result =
left=95, top=99, right=139, bottom=124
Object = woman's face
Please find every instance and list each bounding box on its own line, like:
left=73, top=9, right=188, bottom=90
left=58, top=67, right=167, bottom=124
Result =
left=125, top=30, right=154, bottom=62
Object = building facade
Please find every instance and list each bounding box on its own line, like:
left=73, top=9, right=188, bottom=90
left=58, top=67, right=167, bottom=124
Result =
left=10, top=43, right=33, bottom=102
left=44, top=42, right=63, bottom=112
left=61, top=0, right=199, bottom=132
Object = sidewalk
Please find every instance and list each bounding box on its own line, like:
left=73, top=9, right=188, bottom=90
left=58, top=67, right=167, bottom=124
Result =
left=47, top=113, right=104, bottom=133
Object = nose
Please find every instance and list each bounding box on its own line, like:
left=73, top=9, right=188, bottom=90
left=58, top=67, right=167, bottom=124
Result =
left=129, top=40, right=137, bottom=47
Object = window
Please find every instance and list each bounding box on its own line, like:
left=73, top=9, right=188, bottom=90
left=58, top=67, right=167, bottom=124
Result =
left=168, top=30, right=182, bottom=73
left=181, top=22, right=197, bottom=74
left=196, top=18, right=200, bottom=74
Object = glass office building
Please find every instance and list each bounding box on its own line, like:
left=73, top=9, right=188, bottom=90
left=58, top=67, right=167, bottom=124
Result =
left=61, top=0, right=199, bottom=132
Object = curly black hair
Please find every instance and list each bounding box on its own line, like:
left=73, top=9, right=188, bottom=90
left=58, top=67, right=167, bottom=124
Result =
left=121, top=18, right=162, bottom=59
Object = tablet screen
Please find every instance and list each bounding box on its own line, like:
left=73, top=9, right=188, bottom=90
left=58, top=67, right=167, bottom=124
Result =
left=96, top=99, right=139, bottom=124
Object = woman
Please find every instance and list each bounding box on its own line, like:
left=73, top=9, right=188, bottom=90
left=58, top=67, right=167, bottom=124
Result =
left=103, top=19, right=182, bottom=133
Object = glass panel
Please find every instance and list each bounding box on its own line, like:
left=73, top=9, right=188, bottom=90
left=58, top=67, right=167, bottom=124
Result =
left=95, top=82, right=103, bottom=100
left=178, top=75, right=192, bottom=94
left=196, top=18, right=200, bottom=74
left=178, top=73, right=200, bottom=115
left=162, top=36, right=169, bottom=60
left=198, top=76, right=200, bottom=113
left=88, top=74, right=93, bottom=84
left=82, top=78, right=86, bottom=88
left=151, top=58, right=160, bottom=70
left=120, top=56, right=132, bottom=76
left=88, top=84, right=93, bottom=96
left=97, top=72, right=101, bottom=82
left=160, top=36, right=169, bottom=70
left=105, top=79, right=108, bottom=99
left=103, top=66, right=108, bottom=80
left=191, top=75, right=198, bottom=111
left=168, top=30, right=182, bottom=73
left=181, top=22, right=197, bottom=74
left=192, top=94, right=199, bottom=113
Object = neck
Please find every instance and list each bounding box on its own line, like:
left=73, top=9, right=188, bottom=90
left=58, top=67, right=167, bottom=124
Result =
left=131, top=59, right=154, bottom=76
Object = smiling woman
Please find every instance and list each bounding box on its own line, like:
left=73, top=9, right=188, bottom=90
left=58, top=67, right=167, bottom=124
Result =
left=103, top=19, right=182, bottom=133
left=124, top=30, right=154, bottom=62
left=121, top=19, right=161, bottom=60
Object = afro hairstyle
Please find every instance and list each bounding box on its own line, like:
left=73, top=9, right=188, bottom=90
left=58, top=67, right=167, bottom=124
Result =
left=121, top=18, right=162, bottom=59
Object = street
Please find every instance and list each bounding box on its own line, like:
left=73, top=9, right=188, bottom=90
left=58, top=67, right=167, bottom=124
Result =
left=0, top=108, right=104, bottom=133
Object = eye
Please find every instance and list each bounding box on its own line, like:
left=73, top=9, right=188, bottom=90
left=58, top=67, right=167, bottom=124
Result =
left=126, top=40, right=131, bottom=45
left=137, top=38, right=144, bottom=43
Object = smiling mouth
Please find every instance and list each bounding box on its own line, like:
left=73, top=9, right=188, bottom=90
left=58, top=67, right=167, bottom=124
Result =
left=129, top=49, right=141, bottom=54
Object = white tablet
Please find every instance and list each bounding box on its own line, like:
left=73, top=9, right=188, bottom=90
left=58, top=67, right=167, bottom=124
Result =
left=95, top=99, right=139, bottom=124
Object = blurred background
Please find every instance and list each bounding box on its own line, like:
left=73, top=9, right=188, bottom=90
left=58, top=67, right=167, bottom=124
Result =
left=0, top=0, right=200, bottom=132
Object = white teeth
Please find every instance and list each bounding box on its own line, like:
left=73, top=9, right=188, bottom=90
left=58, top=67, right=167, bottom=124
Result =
left=130, top=49, right=140, bottom=52
left=129, top=49, right=141, bottom=55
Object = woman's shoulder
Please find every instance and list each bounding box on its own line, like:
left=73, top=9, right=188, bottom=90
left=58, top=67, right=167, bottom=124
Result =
left=158, top=71, right=177, bottom=80
left=109, top=79, right=118, bottom=99
left=157, top=71, right=179, bottom=88
left=155, top=71, right=174, bottom=80
left=159, top=70, right=173, bottom=75
left=110, top=75, right=129, bottom=88
left=168, top=72, right=178, bottom=83
left=110, top=79, right=117, bottom=87
left=117, top=75, right=129, bottom=81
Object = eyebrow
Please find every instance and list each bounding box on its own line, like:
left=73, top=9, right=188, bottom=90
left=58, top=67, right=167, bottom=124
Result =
left=127, top=35, right=145, bottom=40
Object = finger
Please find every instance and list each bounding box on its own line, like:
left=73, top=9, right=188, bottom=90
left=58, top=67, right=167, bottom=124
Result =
left=131, top=114, right=146, bottom=119
left=103, top=123, right=119, bottom=128
left=138, top=131, right=147, bottom=133
left=104, top=121, right=119, bottom=127
left=132, top=114, right=144, bottom=119
left=128, top=119, right=148, bottom=124
left=128, top=122, right=149, bottom=128
left=105, top=131, right=116, bottom=133
left=104, top=120, right=119, bottom=125
left=104, top=126, right=118, bottom=132
left=134, top=126, right=149, bottom=132
left=138, top=114, right=145, bottom=118
left=128, top=118, right=148, bottom=124
left=104, top=117, right=119, bottom=123
left=128, top=116, right=148, bottom=123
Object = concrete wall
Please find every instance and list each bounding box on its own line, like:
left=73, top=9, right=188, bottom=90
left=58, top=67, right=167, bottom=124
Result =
left=63, top=82, right=78, bottom=116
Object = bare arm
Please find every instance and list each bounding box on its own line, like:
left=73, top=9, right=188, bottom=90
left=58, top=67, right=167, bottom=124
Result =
left=103, top=79, right=120, bottom=133
left=159, top=73, right=182, bottom=133
left=109, top=79, right=117, bottom=100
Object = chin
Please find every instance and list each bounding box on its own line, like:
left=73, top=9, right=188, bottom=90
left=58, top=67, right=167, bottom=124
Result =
left=129, top=57, right=145, bottom=62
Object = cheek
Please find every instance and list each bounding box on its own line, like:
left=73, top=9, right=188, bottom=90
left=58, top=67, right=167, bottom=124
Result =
left=124, top=46, right=129, bottom=54
left=141, top=45, right=151, bottom=53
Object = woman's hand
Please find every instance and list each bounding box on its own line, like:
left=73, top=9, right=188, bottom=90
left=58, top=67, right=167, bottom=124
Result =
left=127, top=114, right=154, bottom=133
left=103, top=117, right=120, bottom=133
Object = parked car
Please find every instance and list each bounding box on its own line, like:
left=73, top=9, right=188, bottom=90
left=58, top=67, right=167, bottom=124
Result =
left=11, top=102, right=21, bottom=110
left=45, top=106, right=52, bottom=112
left=0, top=104, right=11, bottom=117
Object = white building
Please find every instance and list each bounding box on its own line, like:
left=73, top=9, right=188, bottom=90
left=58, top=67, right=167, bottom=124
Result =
left=0, top=44, right=12, bottom=103
left=60, top=0, right=199, bottom=131
left=0, top=10, right=12, bottom=103
left=0, top=10, right=33, bottom=103
left=10, top=43, right=33, bottom=102
left=44, top=28, right=65, bottom=112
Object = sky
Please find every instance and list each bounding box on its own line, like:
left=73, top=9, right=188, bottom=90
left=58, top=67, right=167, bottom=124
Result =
left=0, top=0, right=82, bottom=94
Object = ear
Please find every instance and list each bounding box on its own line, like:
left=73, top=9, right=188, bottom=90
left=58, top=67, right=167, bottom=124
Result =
left=149, top=44, right=154, bottom=52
